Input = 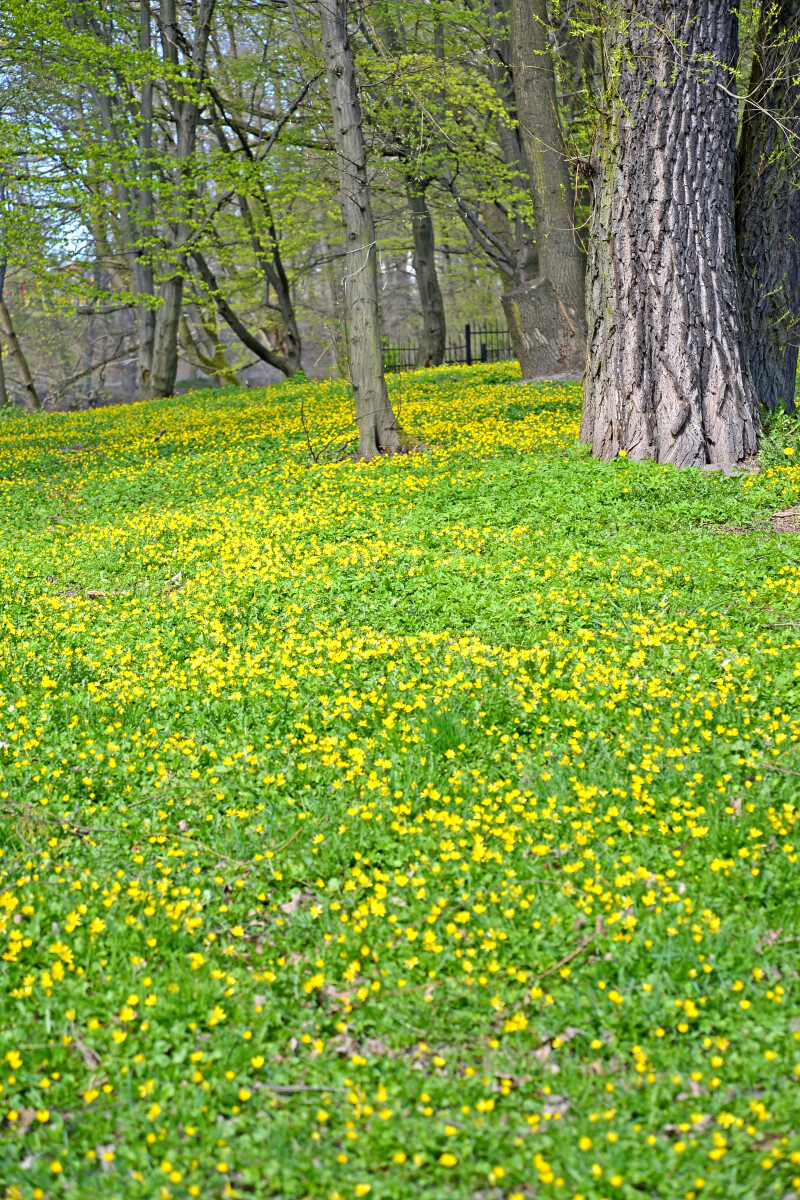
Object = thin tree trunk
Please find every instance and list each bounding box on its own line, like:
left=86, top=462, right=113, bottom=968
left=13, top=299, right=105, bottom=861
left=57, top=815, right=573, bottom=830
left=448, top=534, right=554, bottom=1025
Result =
left=136, top=0, right=156, bottom=393
left=0, top=297, right=40, bottom=410
left=580, top=0, right=760, bottom=465
left=73, top=5, right=156, bottom=398
left=206, top=106, right=303, bottom=375
left=0, top=344, right=8, bottom=408
left=319, top=0, right=400, bottom=458
left=238, top=193, right=302, bottom=375
left=179, top=312, right=239, bottom=386
left=736, top=0, right=800, bottom=413
left=373, top=16, right=448, bottom=366
left=191, top=249, right=294, bottom=375
left=508, top=0, right=585, bottom=333
left=0, top=261, right=10, bottom=407
left=143, top=0, right=216, bottom=400
left=406, top=178, right=446, bottom=366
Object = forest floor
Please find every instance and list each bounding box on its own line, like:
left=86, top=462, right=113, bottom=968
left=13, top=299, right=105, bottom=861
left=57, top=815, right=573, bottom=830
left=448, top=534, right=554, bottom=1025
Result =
left=1, top=363, right=799, bottom=1200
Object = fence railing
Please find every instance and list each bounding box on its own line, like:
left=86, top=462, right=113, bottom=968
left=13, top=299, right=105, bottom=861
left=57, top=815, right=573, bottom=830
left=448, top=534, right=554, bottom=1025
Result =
left=383, top=323, right=513, bottom=373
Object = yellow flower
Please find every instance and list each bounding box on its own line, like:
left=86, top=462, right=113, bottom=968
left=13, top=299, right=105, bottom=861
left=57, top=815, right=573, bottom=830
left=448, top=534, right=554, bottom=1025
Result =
left=439, top=1153, right=457, bottom=1167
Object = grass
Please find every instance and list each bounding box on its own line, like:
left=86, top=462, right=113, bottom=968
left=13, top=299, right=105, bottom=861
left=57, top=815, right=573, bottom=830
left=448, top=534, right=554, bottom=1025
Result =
left=0, top=362, right=799, bottom=1200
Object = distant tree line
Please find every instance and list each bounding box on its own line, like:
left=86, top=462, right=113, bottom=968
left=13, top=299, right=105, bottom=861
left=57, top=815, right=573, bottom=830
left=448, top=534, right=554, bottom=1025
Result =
left=0, top=0, right=544, bottom=411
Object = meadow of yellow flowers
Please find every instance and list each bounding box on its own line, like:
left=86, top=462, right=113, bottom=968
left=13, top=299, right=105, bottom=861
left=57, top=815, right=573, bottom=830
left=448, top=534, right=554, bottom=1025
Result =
left=1, top=363, right=799, bottom=1199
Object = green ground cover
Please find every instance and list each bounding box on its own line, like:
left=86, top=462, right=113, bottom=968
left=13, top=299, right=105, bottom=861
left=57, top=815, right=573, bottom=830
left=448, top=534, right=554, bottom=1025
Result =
left=1, top=364, right=799, bottom=1200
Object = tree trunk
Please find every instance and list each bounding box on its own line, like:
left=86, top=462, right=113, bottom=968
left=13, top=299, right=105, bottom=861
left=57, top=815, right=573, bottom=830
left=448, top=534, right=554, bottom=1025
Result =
left=406, top=178, right=446, bottom=366
left=319, top=0, right=400, bottom=458
left=508, top=0, right=585, bottom=335
left=736, top=0, right=800, bottom=413
left=206, top=104, right=303, bottom=375
left=136, top=0, right=156, bottom=393
left=74, top=1, right=158, bottom=398
left=0, top=297, right=40, bottom=411
left=0, top=261, right=10, bottom=407
left=372, top=15, right=448, bottom=368
left=0, top=344, right=7, bottom=408
left=179, top=312, right=239, bottom=386
left=580, top=0, right=760, bottom=465
left=142, top=0, right=216, bottom=401
left=148, top=275, right=184, bottom=399
left=488, top=0, right=539, bottom=285
left=238, top=192, right=302, bottom=375
left=191, top=249, right=294, bottom=376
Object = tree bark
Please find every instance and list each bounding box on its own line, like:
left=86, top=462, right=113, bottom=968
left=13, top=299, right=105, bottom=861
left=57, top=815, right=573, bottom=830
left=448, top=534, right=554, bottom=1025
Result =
left=0, top=343, right=7, bottom=408
left=319, top=0, right=400, bottom=458
left=135, top=0, right=156, bottom=392
left=143, top=0, right=216, bottom=400
left=406, top=178, right=446, bottom=366
left=74, top=2, right=157, bottom=397
left=488, top=0, right=539, bottom=285
left=736, top=0, right=800, bottom=413
left=372, top=15, right=448, bottom=365
left=580, top=0, right=760, bottom=465
left=0, top=296, right=40, bottom=410
left=148, top=275, right=184, bottom=398
left=508, top=0, right=585, bottom=335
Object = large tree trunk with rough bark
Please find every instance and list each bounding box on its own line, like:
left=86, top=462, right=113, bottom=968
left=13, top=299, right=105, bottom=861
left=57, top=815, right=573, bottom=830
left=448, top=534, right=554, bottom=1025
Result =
left=319, top=0, right=400, bottom=458
left=505, top=0, right=586, bottom=375
left=580, top=0, right=760, bottom=465
left=736, top=0, right=800, bottom=414
left=406, top=178, right=446, bottom=366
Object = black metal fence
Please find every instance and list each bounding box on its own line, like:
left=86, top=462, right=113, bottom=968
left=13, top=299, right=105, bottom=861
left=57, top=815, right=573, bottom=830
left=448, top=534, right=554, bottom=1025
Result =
left=383, top=323, right=513, bottom=373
